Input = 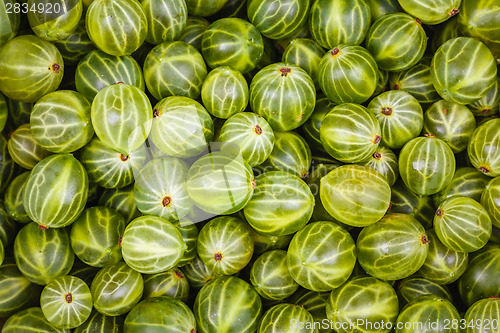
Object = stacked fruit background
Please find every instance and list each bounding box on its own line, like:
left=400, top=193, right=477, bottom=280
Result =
left=0, top=0, right=499, bottom=332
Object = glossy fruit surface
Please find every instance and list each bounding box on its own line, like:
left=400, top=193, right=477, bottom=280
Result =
left=185, top=0, right=229, bottom=17
left=389, top=61, right=441, bottom=104
left=171, top=219, right=199, bottom=267
left=31, top=90, right=93, bottom=153
left=75, top=50, right=145, bottom=101
left=143, top=268, right=190, bottom=302
left=218, top=112, right=275, bottom=167
left=7, top=124, right=52, bottom=169
left=397, top=277, right=453, bottom=306
left=187, top=150, right=254, bottom=215
left=458, top=0, right=500, bottom=62
left=24, top=154, right=88, bottom=228
left=133, top=157, right=193, bottom=221
left=287, top=221, right=357, bottom=291
left=79, top=136, right=147, bottom=189
left=366, top=0, right=402, bottom=23
left=0, top=93, right=7, bottom=131
left=201, top=18, right=264, bottom=74
left=468, top=119, right=500, bottom=177
left=27, top=0, right=82, bottom=42
left=40, top=276, right=92, bottom=329
left=144, top=41, right=207, bottom=100
left=86, top=0, right=147, bottom=56
left=0, top=203, right=15, bottom=248
left=434, top=167, right=490, bottom=207
left=150, top=96, right=214, bottom=159
left=249, top=228, right=293, bottom=255
left=194, top=276, right=262, bottom=333
left=395, top=295, right=461, bottom=333
left=250, top=249, right=299, bottom=301
left=361, top=145, right=399, bottom=186
left=320, top=103, right=381, bottom=163
left=326, top=276, right=399, bottom=333
left=99, top=185, right=141, bottom=223
left=459, top=245, right=500, bottom=307
left=309, top=0, right=371, bottom=49
left=368, top=90, right=423, bottom=149
left=418, top=229, right=468, bottom=285
left=91, top=83, right=152, bottom=155
left=431, top=37, right=497, bottom=104
left=90, top=262, right=143, bottom=316
left=142, top=0, right=187, bottom=44
left=468, top=77, right=500, bottom=116
left=121, top=215, right=187, bottom=274
left=434, top=196, right=492, bottom=253
left=197, top=216, right=254, bottom=276
left=481, top=176, right=500, bottom=228
left=318, top=45, right=378, bottom=104
left=124, top=296, right=196, bottom=333
left=301, top=96, right=335, bottom=153
left=250, top=63, right=316, bottom=131
left=431, top=17, right=461, bottom=52
left=290, top=290, right=332, bottom=333
left=179, top=17, right=210, bottom=50
left=70, top=206, right=125, bottom=268
left=357, top=213, right=429, bottom=280
left=53, top=23, right=95, bottom=66
left=73, top=310, right=124, bottom=333
left=282, top=38, right=324, bottom=88
left=320, top=164, right=391, bottom=227
left=180, top=255, right=215, bottom=289
left=397, top=0, right=461, bottom=25
left=260, top=131, right=310, bottom=178
left=248, top=0, right=309, bottom=40
left=0, top=35, right=63, bottom=103
left=244, top=171, right=314, bottom=236
left=423, top=100, right=476, bottom=153
left=0, top=134, right=15, bottom=194
left=366, top=13, right=427, bottom=71
left=399, top=135, right=455, bottom=196
left=4, top=172, right=31, bottom=223
left=201, top=66, right=249, bottom=119
left=0, top=260, right=40, bottom=317
left=3, top=0, right=500, bottom=329
left=258, top=303, right=316, bottom=333
left=2, top=307, right=70, bottom=333
left=0, top=0, right=20, bottom=48
left=14, top=222, right=74, bottom=285
left=463, top=297, right=500, bottom=333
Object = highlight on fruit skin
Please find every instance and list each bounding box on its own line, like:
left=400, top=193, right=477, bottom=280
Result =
left=250, top=62, right=316, bottom=132
left=309, top=0, right=371, bottom=49
left=287, top=221, right=357, bottom=292
left=434, top=196, right=492, bottom=253
left=397, top=0, right=462, bottom=25
left=85, top=0, right=148, bottom=56
left=356, top=213, right=429, bottom=281
left=40, top=275, right=93, bottom=329
left=0, top=35, right=64, bottom=103
left=468, top=118, right=500, bottom=177
left=366, top=13, right=427, bottom=71
left=399, top=135, right=456, bottom=196
left=431, top=37, right=497, bottom=105
left=395, top=295, right=461, bottom=333
left=320, top=164, right=391, bottom=227
left=320, top=103, right=382, bottom=163
left=317, top=45, right=379, bottom=105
